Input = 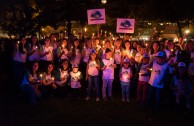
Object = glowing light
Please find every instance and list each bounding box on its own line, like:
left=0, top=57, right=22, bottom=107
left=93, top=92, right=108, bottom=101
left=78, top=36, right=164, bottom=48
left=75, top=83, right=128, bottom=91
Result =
left=185, top=30, right=190, bottom=34
left=171, top=49, right=174, bottom=52
left=62, top=44, right=65, bottom=49
left=150, top=68, right=153, bottom=71
left=51, top=77, right=54, bottom=81
left=84, top=28, right=87, bottom=32
left=17, top=41, right=20, bottom=44
left=101, top=0, right=107, bottom=4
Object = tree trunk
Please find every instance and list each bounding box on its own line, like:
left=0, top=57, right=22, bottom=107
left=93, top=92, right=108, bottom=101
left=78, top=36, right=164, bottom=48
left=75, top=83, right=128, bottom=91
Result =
left=67, top=19, right=71, bottom=37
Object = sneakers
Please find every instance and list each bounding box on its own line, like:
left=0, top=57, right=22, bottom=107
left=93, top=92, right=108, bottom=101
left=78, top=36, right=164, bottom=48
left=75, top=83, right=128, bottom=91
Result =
left=85, top=97, right=90, bottom=101
left=96, top=97, right=100, bottom=102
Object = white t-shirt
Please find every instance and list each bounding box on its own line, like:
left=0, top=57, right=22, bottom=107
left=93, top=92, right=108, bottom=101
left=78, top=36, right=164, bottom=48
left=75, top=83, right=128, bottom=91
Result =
left=148, top=61, right=168, bottom=88
left=59, top=69, right=69, bottom=79
left=83, top=48, right=93, bottom=63
left=114, top=49, right=122, bottom=64
left=88, top=60, right=99, bottom=76
left=102, top=58, right=115, bottom=79
left=71, top=48, right=81, bottom=65
left=13, top=46, right=27, bottom=63
left=135, top=52, right=142, bottom=64
left=120, top=67, right=131, bottom=83
left=139, top=63, right=150, bottom=82
left=61, top=48, right=69, bottom=60
left=70, top=71, right=81, bottom=88
left=40, top=45, right=53, bottom=61
left=28, top=45, right=40, bottom=61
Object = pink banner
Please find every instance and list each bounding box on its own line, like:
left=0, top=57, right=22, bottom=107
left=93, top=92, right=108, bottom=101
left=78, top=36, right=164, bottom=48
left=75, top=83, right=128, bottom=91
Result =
left=116, top=18, right=135, bottom=33
left=87, top=9, right=106, bottom=25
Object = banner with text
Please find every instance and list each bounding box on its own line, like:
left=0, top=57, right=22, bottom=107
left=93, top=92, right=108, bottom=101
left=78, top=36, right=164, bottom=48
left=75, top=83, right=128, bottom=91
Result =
left=116, top=18, right=135, bottom=33
left=87, top=9, right=106, bottom=25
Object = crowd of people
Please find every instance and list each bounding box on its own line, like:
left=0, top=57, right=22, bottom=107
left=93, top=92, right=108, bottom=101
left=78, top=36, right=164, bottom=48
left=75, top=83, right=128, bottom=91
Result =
left=11, top=33, right=194, bottom=110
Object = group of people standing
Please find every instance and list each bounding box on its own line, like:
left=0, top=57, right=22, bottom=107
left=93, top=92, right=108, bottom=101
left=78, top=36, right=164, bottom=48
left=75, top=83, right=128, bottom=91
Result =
left=12, top=33, right=193, bottom=110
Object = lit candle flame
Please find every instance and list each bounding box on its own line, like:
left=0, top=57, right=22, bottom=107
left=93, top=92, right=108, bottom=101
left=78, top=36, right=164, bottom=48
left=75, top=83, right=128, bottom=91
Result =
left=150, top=68, right=153, bottom=71
left=62, top=44, right=65, bottom=49
left=51, top=77, right=54, bottom=81
left=40, top=74, right=42, bottom=78
left=17, top=41, right=20, bottom=44
left=171, top=49, right=174, bottom=52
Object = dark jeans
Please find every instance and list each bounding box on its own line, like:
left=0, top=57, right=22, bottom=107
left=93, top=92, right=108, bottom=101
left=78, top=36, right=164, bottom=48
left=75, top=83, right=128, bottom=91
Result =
left=147, top=85, right=162, bottom=108
left=87, top=75, right=100, bottom=97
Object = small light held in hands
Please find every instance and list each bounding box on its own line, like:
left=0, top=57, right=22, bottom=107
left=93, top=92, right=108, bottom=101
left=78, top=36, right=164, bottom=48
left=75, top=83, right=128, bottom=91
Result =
left=150, top=68, right=153, bottom=71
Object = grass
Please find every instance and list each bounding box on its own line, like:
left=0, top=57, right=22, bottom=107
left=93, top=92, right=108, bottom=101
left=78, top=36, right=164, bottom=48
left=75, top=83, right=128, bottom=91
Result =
left=0, top=73, right=194, bottom=126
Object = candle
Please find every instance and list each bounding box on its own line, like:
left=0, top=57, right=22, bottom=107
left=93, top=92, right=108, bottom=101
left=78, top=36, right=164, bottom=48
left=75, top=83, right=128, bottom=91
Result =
left=71, top=46, right=73, bottom=49
left=171, top=49, right=174, bottom=52
left=40, top=74, right=43, bottom=84
left=17, top=41, right=20, bottom=44
left=150, top=68, right=153, bottom=71
left=145, top=43, right=148, bottom=47
left=54, top=38, right=56, bottom=41
left=62, top=44, right=65, bottom=49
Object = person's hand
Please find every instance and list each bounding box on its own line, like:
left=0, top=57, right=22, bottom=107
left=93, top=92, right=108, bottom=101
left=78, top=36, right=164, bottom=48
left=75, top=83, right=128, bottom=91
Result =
left=52, top=84, right=57, bottom=89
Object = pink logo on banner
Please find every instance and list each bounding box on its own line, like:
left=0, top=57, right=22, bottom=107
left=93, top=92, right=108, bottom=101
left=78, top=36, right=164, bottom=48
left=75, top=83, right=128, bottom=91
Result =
left=116, top=18, right=135, bottom=33
left=87, top=9, right=106, bottom=25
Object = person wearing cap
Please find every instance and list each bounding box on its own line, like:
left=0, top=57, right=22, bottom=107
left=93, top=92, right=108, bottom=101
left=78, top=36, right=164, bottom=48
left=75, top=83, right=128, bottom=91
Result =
left=147, top=51, right=169, bottom=109
left=70, top=63, right=83, bottom=98
left=55, top=59, right=70, bottom=97
left=136, top=53, right=151, bottom=104
left=101, top=48, right=117, bottom=101
left=85, top=49, right=101, bottom=101
left=171, top=62, right=192, bottom=110
left=119, top=58, right=132, bottom=103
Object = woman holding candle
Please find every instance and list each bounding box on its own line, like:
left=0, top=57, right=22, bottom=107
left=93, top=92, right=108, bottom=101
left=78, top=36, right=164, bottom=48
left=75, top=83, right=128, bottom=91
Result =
left=69, top=38, right=82, bottom=68
left=39, top=63, right=57, bottom=98
left=98, top=39, right=112, bottom=60
left=85, top=50, right=101, bottom=101
left=26, top=34, right=41, bottom=69
left=119, top=58, right=133, bottom=103
left=39, top=37, right=54, bottom=72
left=55, top=59, right=70, bottom=97
left=12, top=36, right=28, bottom=87
left=149, top=41, right=160, bottom=62
left=20, top=61, right=41, bottom=104
left=57, top=38, right=69, bottom=62
left=121, top=40, right=136, bottom=66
